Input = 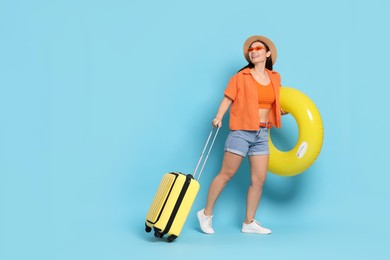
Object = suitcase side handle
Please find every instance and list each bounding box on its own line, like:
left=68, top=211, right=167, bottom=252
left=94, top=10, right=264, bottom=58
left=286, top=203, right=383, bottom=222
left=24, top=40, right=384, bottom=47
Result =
left=193, top=126, right=220, bottom=181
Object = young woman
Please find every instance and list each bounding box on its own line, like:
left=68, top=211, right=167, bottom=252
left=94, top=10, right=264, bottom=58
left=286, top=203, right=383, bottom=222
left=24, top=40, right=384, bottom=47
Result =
left=197, top=35, right=286, bottom=235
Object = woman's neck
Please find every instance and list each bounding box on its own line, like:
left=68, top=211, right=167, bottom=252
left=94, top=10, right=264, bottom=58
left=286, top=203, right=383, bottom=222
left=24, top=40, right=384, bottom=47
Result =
left=251, top=62, right=267, bottom=76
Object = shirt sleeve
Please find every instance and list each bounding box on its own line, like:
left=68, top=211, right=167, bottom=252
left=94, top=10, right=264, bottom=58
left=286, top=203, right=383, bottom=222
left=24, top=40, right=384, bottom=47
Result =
left=224, top=75, right=238, bottom=101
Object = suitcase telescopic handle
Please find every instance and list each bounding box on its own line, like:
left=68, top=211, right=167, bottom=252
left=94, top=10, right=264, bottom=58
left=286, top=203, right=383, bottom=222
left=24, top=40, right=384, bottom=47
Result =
left=193, top=126, right=220, bottom=181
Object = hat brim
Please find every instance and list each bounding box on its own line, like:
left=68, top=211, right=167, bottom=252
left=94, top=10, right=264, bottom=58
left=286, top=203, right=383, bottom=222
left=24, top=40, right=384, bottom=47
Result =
left=243, top=35, right=277, bottom=65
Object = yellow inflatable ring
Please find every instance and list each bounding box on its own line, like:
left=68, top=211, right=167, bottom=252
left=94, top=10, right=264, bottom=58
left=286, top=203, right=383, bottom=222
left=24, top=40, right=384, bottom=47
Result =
left=268, top=87, right=324, bottom=176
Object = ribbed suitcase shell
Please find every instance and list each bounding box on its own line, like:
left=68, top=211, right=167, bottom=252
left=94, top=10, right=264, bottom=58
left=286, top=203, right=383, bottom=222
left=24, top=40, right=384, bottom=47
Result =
left=145, top=172, right=200, bottom=240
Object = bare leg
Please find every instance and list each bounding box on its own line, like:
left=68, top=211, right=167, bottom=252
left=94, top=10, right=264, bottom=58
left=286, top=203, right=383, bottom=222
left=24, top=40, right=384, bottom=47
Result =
left=204, top=152, right=243, bottom=216
left=244, top=155, right=269, bottom=223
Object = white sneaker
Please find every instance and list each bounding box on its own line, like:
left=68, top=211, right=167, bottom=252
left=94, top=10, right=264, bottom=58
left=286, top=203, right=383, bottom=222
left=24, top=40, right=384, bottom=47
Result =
left=197, top=209, right=214, bottom=234
left=241, top=219, right=272, bottom=234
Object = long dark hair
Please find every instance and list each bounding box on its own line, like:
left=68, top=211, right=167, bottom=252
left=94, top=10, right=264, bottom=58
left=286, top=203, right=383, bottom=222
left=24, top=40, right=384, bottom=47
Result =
left=238, top=40, right=273, bottom=72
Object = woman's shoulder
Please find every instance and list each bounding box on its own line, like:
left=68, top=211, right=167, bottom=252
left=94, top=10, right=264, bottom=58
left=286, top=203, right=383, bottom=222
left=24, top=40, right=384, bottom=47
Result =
left=230, top=68, right=251, bottom=81
left=267, top=69, right=280, bottom=75
left=236, top=67, right=251, bottom=76
left=267, top=69, right=281, bottom=81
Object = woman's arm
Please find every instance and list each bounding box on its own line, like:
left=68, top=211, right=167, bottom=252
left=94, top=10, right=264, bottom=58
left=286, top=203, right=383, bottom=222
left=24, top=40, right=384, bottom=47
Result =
left=212, top=96, right=233, bottom=127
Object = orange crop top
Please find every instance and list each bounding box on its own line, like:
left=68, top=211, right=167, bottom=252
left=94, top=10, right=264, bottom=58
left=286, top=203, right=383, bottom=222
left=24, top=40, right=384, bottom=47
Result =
left=255, top=80, right=275, bottom=109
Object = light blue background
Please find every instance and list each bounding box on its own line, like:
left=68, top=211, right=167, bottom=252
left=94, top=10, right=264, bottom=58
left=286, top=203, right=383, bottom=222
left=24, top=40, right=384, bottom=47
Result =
left=1, top=0, right=389, bottom=259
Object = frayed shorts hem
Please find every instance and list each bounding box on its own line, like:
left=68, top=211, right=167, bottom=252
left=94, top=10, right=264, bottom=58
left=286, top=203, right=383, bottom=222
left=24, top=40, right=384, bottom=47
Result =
left=248, top=151, right=270, bottom=156
left=224, top=148, right=246, bottom=157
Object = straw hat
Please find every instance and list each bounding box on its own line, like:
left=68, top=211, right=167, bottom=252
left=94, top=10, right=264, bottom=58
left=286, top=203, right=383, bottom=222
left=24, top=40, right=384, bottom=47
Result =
left=243, top=35, right=277, bottom=65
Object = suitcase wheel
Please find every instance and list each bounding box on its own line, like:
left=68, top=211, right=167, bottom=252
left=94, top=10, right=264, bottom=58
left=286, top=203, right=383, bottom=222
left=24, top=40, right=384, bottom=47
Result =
left=167, top=235, right=177, bottom=243
left=145, top=226, right=152, bottom=233
left=154, top=229, right=164, bottom=238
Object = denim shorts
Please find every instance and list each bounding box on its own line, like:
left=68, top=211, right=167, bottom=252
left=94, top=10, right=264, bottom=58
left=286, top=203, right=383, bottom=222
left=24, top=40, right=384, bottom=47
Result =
left=224, top=128, right=269, bottom=157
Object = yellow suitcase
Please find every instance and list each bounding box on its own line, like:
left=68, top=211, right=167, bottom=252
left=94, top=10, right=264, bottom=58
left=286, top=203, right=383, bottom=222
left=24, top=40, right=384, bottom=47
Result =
left=145, top=127, right=219, bottom=242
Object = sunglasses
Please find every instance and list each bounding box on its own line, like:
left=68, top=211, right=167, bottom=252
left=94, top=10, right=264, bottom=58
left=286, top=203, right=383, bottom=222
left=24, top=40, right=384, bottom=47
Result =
left=247, top=46, right=266, bottom=52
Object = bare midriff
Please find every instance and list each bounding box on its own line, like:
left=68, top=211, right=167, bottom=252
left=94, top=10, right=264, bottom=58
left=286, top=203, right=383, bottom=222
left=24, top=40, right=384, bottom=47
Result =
left=258, top=108, right=271, bottom=124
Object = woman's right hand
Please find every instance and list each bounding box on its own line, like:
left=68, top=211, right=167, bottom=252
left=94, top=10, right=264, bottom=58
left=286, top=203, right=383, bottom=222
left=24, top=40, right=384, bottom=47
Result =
left=212, top=118, right=222, bottom=128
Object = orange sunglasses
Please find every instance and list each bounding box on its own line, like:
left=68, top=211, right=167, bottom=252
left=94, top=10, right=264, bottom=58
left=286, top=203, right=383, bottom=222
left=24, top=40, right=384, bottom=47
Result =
left=247, top=46, right=266, bottom=52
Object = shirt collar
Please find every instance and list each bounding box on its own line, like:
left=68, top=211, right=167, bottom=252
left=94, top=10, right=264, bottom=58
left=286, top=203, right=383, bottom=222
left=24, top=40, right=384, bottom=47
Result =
left=242, top=67, right=274, bottom=75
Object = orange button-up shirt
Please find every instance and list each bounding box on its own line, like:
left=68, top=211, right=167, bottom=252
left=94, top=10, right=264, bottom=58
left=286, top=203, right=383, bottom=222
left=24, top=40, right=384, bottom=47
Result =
left=224, top=68, right=282, bottom=130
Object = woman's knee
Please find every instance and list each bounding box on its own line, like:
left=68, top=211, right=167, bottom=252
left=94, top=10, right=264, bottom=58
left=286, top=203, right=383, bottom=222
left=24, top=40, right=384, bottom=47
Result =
left=217, top=169, right=236, bottom=183
left=250, top=177, right=266, bottom=188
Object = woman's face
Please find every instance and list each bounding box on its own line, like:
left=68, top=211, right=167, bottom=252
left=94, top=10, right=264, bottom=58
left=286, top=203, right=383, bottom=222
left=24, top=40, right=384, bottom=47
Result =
left=248, top=41, right=271, bottom=65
